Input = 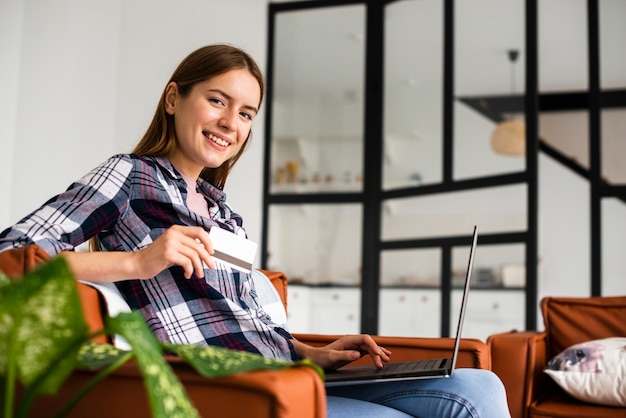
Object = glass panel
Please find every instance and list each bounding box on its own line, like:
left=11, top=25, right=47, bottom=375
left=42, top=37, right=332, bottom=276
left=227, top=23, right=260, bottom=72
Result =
left=602, top=198, right=626, bottom=296
left=380, top=248, right=441, bottom=287
left=266, top=204, right=362, bottom=285
left=452, top=290, right=524, bottom=340
left=601, top=110, right=626, bottom=185
left=451, top=242, right=525, bottom=340
left=538, top=0, right=588, bottom=92
left=599, top=0, right=626, bottom=90
left=383, top=0, right=443, bottom=189
left=538, top=155, right=590, bottom=298
left=599, top=1, right=626, bottom=296
left=539, top=110, right=589, bottom=169
left=381, top=185, right=527, bottom=241
left=455, top=0, right=526, bottom=179
left=453, top=243, right=525, bottom=289
left=270, top=5, right=365, bottom=193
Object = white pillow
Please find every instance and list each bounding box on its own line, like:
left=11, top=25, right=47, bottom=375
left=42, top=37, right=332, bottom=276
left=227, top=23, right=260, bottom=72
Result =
left=250, top=270, right=289, bottom=331
left=544, top=337, right=626, bottom=406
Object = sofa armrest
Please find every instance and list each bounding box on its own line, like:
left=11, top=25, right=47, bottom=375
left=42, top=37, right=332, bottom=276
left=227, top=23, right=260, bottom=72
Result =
left=26, top=361, right=326, bottom=418
left=487, top=330, right=548, bottom=418
left=294, top=334, right=491, bottom=370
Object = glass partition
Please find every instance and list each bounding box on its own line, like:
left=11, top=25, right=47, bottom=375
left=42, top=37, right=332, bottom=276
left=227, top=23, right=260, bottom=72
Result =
left=538, top=0, right=588, bottom=93
left=381, top=184, right=527, bottom=241
left=380, top=248, right=441, bottom=287
left=454, top=243, right=526, bottom=289
left=539, top=111, right=589, bottom=169
left=270, top=5, right=365, bottom=194
left=454, top=0, right=526, bottom=179
left=601, top=110, right=626, bottom=185
left=602, top=198, right=626, bottom=295
left=599, top=0, right=626, bottom=90
left=599, top=1, right=626, bottom=297
left=599, top=0, right=626, bottom=185
left=267, top=204, right=362, bottom=285
left=383, top=0, right=443, bottom=189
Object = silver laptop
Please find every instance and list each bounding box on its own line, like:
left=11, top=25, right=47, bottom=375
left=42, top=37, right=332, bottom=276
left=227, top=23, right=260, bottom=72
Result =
left=324, top=226, right=478, bottom=387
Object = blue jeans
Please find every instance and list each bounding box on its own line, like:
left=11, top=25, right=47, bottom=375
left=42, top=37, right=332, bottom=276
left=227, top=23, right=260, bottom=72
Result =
left=326, top=369, right=511, bottom=418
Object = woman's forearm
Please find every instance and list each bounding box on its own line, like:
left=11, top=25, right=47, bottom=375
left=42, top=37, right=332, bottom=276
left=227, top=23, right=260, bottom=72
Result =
left=61, top=250, right=139, bottom=283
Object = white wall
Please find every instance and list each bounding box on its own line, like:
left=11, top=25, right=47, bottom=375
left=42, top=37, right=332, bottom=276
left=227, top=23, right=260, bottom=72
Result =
left=1, top=0, right=267, bottom=241
left=0, top=0, right=23, bottom=228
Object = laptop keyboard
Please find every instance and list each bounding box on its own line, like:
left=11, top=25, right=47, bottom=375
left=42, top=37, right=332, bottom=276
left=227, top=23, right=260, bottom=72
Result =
left=376, top=358, right=443, bottom=374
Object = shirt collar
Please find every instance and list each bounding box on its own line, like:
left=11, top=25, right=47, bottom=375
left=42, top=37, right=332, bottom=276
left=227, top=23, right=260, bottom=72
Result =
left=151, top=156, right=227, bottom=203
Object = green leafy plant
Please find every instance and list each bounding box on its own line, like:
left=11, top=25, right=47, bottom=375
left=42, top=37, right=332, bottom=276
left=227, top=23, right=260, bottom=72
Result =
left=0, top=257, right=322, bottom=418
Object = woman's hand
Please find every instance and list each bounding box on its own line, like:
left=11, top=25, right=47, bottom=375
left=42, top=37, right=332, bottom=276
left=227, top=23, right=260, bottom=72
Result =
left=291, top=335, right=392, bottom=371
left=133, top=225, right=216, bottom=279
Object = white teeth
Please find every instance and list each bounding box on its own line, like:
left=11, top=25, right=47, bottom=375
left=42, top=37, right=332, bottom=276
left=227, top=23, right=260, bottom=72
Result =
left=207, top=133, right=229, bottom=147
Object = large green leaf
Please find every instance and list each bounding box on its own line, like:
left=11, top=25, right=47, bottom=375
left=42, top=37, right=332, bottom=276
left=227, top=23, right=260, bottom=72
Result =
left=107, top=313, right=200, bottom=418
left=0, top=257, right=88, bottom=395
left=0, top=271, right=9, bottom=287
left=163, top=342, right=324, bottom=379
left=76, top=342, right=131, bottom=371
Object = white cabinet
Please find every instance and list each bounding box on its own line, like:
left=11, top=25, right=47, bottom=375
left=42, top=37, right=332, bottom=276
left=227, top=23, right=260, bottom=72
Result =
left=286, top=285, right=311, bottom=333
left=379, top=289, right=440, bottom=337
left=308, top=288, right=360, bottom=335
left=287, top=285, right=360, bottom=335
left=451, top=290, right=525, bottom=341
left=287, top=285, right=525, bottom=340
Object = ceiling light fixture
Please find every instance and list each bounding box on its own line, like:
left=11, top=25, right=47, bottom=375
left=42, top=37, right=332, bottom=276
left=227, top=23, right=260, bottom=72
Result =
left=490, top=49, right=526, bottom=156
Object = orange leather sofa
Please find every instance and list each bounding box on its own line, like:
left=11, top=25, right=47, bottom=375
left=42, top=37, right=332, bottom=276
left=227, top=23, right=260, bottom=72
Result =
left=488, top=295, right=626, bottom=418
left=1, top=245, right=491, bottom=418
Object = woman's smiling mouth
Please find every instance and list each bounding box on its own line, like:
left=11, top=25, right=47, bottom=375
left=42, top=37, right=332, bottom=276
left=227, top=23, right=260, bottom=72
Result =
left=204, top=132, right=230, bottom=147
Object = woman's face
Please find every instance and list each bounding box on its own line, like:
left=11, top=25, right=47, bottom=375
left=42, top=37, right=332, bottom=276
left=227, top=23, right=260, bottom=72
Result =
left=164, top=68, right=261, bottom=178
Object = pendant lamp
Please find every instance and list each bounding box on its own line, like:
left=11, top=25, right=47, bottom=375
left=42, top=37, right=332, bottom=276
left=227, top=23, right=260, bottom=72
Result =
left=490, top=49, right=525, bottom=156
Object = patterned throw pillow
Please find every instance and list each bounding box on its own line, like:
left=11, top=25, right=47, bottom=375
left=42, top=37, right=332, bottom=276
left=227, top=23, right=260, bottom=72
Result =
left=545, top=337, right=626, bottom=406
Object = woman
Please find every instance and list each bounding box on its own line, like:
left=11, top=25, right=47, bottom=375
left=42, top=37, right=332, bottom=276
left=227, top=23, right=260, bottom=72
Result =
left=0, top=44, right=510, bottom=417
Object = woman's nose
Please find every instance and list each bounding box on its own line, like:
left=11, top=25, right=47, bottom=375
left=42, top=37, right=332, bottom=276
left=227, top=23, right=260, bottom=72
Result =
left=219, top=109, right=237, bottom=131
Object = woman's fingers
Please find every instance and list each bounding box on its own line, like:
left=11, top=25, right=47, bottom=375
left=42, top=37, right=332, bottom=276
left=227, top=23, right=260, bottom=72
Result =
left=326, top=335, right=392, bottom=369
left=138, top=225, right=216, bottom=279
left=176, top=229, right=216, bottom=278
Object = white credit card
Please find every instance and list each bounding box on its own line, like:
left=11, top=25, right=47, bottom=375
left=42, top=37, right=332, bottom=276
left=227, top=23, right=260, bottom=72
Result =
left=208, top=227, right=257, bottom=274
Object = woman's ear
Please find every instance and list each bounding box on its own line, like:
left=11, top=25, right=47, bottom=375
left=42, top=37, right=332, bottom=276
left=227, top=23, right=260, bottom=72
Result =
left=164, top=82, right=178, bottom=115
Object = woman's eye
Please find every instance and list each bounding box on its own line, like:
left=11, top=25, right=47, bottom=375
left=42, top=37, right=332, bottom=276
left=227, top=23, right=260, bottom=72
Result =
left=209, top=98, right=224, bottom=106
left=240, top=111, right=253, bottom=121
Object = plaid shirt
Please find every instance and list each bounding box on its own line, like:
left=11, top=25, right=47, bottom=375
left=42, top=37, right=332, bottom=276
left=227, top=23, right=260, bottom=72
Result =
left=0, top=154, right=297, bottom=361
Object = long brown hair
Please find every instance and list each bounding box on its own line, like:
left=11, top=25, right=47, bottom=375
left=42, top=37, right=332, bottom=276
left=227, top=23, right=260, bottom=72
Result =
left=133, top=43, right=265, bottom=189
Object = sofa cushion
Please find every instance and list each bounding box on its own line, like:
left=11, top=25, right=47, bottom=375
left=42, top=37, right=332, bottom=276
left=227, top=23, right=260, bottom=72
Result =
left=544, top=337, right=626, bottom=406
left=541, top=296, right=626, bottom=358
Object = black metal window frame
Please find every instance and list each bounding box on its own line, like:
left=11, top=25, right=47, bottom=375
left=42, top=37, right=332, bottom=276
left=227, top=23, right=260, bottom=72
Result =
left=262, top=0, right=624, bottom=335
